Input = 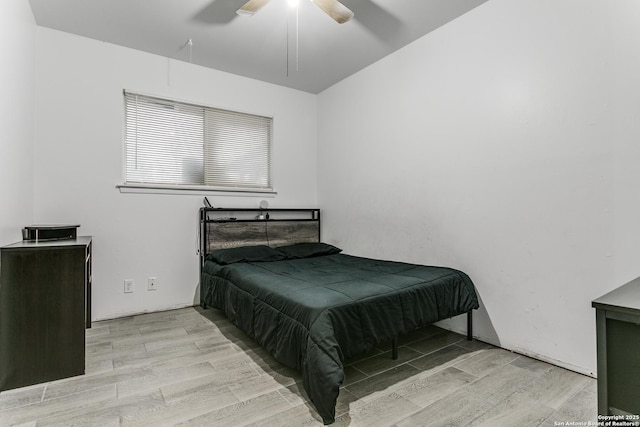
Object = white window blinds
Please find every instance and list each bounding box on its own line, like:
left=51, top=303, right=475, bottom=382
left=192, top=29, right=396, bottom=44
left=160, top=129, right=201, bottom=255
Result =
left=124, top=91, right=273, bottom=191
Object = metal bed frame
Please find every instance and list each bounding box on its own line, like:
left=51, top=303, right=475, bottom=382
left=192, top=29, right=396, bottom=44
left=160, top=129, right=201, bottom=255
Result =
left=198, top=207, right=474, bottom=361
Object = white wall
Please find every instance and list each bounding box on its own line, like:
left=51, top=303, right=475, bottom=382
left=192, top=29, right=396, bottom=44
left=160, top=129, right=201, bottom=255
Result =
left=611, top=1, right=640, bottom=287
left=33, top=28, right=318, bottom=320
left=318, top=0, right=640, bottom=376
left=0, top=0, right=35, bottom=246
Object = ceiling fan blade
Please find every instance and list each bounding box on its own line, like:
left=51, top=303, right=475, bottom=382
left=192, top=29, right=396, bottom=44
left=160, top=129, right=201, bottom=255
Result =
left=311, top=0, right=354, bottom=24
left=236, top=0, right=271, bottom=17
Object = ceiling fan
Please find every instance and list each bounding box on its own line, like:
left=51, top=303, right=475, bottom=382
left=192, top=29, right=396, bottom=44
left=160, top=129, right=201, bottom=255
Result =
left=236, top=0, right=354, bottom=24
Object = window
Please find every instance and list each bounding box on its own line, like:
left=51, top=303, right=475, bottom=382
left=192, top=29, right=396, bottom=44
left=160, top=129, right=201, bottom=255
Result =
left=123, top=91, right=273, bottom=192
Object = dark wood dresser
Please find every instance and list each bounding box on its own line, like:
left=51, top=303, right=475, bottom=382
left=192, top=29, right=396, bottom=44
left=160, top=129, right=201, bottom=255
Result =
left=0, top=236, right=92, bottom=391
left=592, top=277, right=640, bottom=416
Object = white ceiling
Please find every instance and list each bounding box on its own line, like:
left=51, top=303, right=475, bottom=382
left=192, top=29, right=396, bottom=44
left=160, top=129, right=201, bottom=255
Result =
left=28, top=0, right=488, bottom=94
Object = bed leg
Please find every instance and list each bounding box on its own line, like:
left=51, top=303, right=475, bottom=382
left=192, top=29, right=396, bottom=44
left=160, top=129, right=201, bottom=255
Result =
left=200, top=301, right=207, bottom=310
left=467, top=310, right=473, bottom=341
left=391, top=336, right=398, bottom=360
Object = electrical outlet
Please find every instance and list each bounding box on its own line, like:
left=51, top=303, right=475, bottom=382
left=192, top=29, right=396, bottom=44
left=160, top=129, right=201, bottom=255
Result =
left=124, top=279, right=134, bottom=293
left=148, top=277, right=157, bottom=291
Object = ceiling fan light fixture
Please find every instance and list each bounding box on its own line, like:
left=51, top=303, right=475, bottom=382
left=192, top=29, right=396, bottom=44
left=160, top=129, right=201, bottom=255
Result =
left=237, top=0, right=353, bottom=24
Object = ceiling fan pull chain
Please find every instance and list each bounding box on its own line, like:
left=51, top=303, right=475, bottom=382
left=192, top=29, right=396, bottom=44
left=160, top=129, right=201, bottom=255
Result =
left=285, top=2, right=299, bottom=77
left=286, top=6, right=290, bottom=77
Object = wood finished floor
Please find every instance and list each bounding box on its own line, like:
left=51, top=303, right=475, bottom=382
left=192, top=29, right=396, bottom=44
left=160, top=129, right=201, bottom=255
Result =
left=0, top=306, right=596, bottom=427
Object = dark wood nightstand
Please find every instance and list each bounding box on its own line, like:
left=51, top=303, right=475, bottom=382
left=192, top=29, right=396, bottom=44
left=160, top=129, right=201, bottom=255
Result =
left=592, top=277, right=640, bottom=416
left=0, top=236, right=92, bottom=391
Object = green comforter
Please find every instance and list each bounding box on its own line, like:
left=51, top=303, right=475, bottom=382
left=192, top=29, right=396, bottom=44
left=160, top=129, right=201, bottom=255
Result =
left=201, top=253, right=479, bottom=424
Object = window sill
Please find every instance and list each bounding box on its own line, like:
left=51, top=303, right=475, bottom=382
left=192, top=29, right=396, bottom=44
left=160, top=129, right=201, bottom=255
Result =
left=117, top=183, right=277, bottom=197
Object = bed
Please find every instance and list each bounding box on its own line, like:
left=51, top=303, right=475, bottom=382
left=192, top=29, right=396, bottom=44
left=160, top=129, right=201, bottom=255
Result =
left=199, top=208, right=479, bottom=424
